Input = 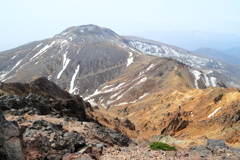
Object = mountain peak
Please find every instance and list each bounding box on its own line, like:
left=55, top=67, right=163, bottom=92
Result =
left=54, top=24, right=121, bottom=44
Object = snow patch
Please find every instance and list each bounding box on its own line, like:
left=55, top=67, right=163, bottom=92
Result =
left=139, top=71, right=144, bottom=76
left=30, top=41, right=55, bottom=61
left=208, top=107, right=221, bottom=118
left=135, top=77, right=147, bottom=85
left=2, top=75, right=16, bottom=82
left=11, top=54, right=18, bottom=59
left=126, top=52, right=134, bottom=67
left=32, top=43, right=43, bottom=51
left=83, top=89, right=102, bottom=101
left=191, top=70, right=201, bottom=89
left=57, top=52, right=71, bottom=79
left=69, top=65, right=80, bottom=94
left=138, top=93, right=149, bottom=99
left=12, top=60, right=22, bottom=70
left=88, top=99, right=97, bottom=106
left=210, top=77, right=217, bottom=87
left=0, top=60, right=22, bottom=81
left=146, top=64, right=155, bottom=72
left=110, top=89, right=124, bottom=99
left=130, top=48, right=136, bottom=51
left=203, top=74, right=210, bottom=87
left=102, top=84, right=115, bottom=90
left=115, top=102, right=128, bottom=106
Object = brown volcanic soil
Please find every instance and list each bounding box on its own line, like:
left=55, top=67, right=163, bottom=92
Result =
left=104, top=86, right=240, bottom=148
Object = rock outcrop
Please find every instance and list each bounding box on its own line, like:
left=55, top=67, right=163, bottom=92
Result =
left=0, top=111, right=25, bottom=160
left=0, top=93, right=86, bottom=121
left=23, top=120, right=86, bottom=159
left=0, top=77, right=86, bottom=121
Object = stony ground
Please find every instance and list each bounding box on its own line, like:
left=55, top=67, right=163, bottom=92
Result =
left=100, top=145, right=240, bottom=160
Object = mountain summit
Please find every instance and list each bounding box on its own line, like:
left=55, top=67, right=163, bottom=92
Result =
left=0, top=25, right=140, bottom=96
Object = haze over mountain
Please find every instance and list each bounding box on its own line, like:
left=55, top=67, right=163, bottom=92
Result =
left=192, top=47, right=240, bottom=65
left=133, top=30, right=240, bottom=50
left=222, top=46, right=240, bottom=59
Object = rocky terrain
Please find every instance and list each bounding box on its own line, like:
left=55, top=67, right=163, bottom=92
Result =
left=0, top=78, right=134, bottom=159
left=1, top=78, right=240, bottom=160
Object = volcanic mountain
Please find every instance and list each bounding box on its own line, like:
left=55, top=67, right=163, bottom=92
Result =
left=0, top=25, right=141, bottom=96
left=0, top=25, right=226, bottom=97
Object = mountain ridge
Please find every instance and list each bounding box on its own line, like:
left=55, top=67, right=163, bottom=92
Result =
left=192, top=47, right=240, bottom=64
left=124, top=36, right=240, bottom=88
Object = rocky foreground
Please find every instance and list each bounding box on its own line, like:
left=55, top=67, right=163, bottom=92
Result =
left=1, top=77, right=240, bottom=160
left=2, top=110, right=240, bottom=160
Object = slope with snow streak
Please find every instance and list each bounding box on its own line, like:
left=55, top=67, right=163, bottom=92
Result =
left=0, top=59, right=23, bottom=81
left=208, top=107, right=221, bottom=118
left=57, top=52, right=71, bottom=79
left=127, top=39, right=222, bottom=69
left=126, top=52, right=134, bottom=67
left=191, top=70, right=201, bottom=89
left=125, top=36, right=240, bottom=88
left=69, top=65, right=80, bottom=94
left=30, top=41, right=55, bottom=61
left=189, top=68, right=224, bottom=89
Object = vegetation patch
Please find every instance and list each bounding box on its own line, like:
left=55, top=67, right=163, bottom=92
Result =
left=150, top=142, right=177, bottom=151
left=101, top=125, right=106, bottom=130
left=214, top=93, right=223, bottom=103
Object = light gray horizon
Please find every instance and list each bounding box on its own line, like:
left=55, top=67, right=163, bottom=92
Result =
left=1, top=0, right=240, bottom=51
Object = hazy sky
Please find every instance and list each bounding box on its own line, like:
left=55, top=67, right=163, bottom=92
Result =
left=1, top=0, right=240, bottom=51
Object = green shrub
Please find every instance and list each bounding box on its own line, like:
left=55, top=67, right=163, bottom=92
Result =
left=214, top=93, right=223, bottom=103
left=150, top=142, right=177, bottom=151
left=101, top=126, right=106, bottom=130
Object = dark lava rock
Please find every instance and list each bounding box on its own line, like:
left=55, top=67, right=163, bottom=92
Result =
left=0, top=92, right=87, bottom=121
left=0, top=111, right=25, bottom=160
left=23, top=120, right=86, bottom=159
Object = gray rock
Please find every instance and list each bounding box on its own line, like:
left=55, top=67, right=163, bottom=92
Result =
left=23, top=119, right=86, bottom=157
left=46, top=154, right=62, bottom=160
left=0, top=111, right=25, bottom=160
left=207, top=139, right=229, bottom=149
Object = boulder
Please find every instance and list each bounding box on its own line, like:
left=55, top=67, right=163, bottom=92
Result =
left=161, top=117, right=189, bottom=136
left=207, top=139, right=229, bottom=149
left=0, top=111, right=25, bottom=160
left=23, top=120, right=86, bottom=159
